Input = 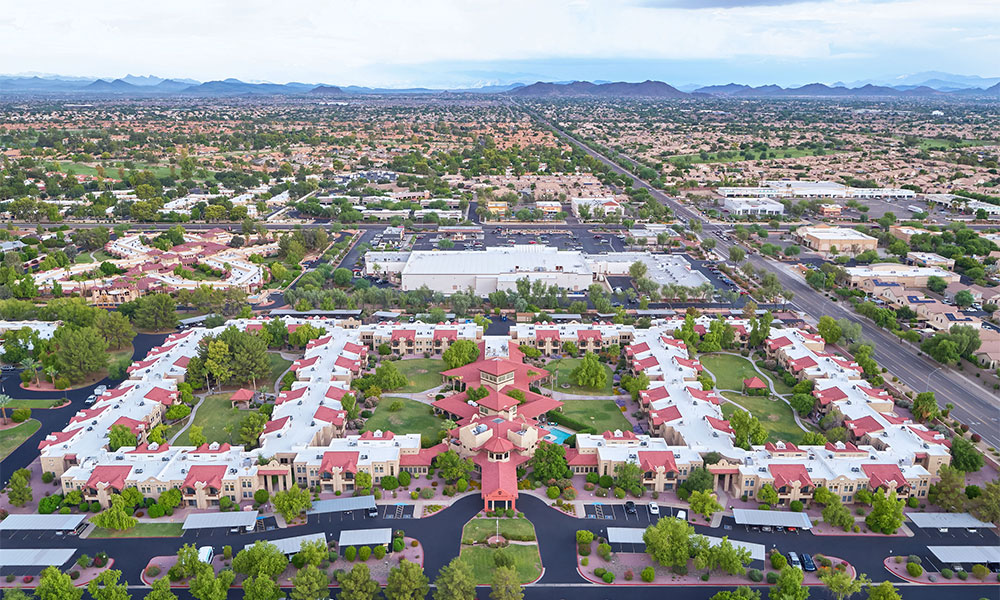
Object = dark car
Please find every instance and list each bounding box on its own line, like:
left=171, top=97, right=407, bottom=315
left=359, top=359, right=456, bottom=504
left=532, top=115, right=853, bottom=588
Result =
left=624, top=501, right=637, bottom=515
left=801, top=553, right=816, bottom=572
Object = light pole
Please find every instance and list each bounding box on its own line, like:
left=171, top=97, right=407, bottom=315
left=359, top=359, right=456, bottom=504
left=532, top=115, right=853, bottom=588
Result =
left=925, top=365, right=944, bottom=392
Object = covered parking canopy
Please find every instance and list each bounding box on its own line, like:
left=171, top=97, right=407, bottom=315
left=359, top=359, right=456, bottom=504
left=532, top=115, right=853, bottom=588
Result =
left=732, top=509, right=812, bottom=529
left=0, top=549, right=75, bottom=567
left=704, top=535, right=766, bottom=561
left=928, top=546, right=1000, bottom=564
left=183, top=511, right=258, bottom=530
left=339, top=528, right=392, bottom=548
left=607, top=528, right=765, bottom=561
left=907, top=513, right=993, bottom=529
left=309, top=497, right=376, bottom=514
left=245, top=532, right=326, bottom=556
left=0, top=514, right=86, bottom=532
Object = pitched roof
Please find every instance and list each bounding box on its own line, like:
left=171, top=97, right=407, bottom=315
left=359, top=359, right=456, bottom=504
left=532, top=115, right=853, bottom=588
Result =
left=320, top=451, right=359, bottom=474
left=769, top=464, right=813, bottom=489
left=86, top=465, right=133, bottom=491
left=743, top=376, right=767, bottom=389
left=230, top=389, right=254, bottom=402
left=862, top=464, right=910, bottom=490
left=183, top=465, right=226, bottom=490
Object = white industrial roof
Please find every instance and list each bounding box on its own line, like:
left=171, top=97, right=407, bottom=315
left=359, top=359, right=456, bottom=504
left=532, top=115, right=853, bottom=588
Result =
left=0, top=548, right=76, bottom=567
left=607, top=527, right=646, bottom=544
left=245, top=532, right=326, bottom=556
left=732, top=509, right=812, bottom=529
left=0, top=514, right=87, bottom=531
left=183, top=511, right=258, bottom=530
left=339, top=528, right=393, bottom=547
left=309, top=497, right=376, bottom=514
left=927, top=546, right=1000, bottom=564
left=907, top=513, right=994, bottom=529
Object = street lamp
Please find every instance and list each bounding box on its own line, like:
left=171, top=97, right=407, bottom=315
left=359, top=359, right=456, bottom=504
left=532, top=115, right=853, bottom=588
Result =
left=925, top=365, right=945, bottom=392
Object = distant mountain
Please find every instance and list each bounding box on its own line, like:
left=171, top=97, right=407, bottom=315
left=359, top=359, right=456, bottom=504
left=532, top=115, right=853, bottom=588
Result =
left=692, top=83, right=751, bottom=95
left=509, top=80, right=687, bottom=97
left=179, top=79, right=304, bottom=95
left=85, top=78, right=142, bottom=92
left=120, top=74, right=165, bottom=86
left=694, top=82, right=948, bottom=98
left=308, top=85, right=345, bottom=95
left=154, top=79, right=194, bottom=92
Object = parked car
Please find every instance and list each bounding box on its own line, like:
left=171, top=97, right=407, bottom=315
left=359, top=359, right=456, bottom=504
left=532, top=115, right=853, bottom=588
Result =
left=94, top=385, right=107, bottom=395
left=624, top=501, right=637, bottom=515
left=367, top=506, right=379, bottom=518
left=676, top=510, right=687, bottom=522
left=648, top=502, right=660, bottom=516
left=801, top=553, right=816, bottom=572
left=85, top=395, right=96, bottom=405
left=787, top=552, right=801, bottom=569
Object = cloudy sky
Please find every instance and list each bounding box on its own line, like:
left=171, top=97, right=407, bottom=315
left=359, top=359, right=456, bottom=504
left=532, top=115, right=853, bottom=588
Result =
left=2, top=0, right=998, bottom=87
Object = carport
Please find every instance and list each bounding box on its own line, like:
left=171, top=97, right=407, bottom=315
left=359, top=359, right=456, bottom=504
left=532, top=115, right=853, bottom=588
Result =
left=607, top=527, right=646, bottom=552
left=183, top=511, right=258, bottom=531
left=927, top=546, right=1000, bottom=565
left=704, top=535, right=766, bottom=561
left=339, top=528, right=392, bottom=549
left=907, top=513, right=994, bottom=530
left=0, top=514, right=87, bottom=534
left=0, top=548, right=75, bottom=568
left=245, top=532, right=326, bottom=556
left=309, top=496, right=376, bottom=515
left=733, top=509, right=812, bottom=530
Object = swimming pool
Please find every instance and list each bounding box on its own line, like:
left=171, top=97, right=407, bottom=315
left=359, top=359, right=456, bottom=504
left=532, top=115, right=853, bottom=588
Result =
left=544, top=427, right=574, bottom=444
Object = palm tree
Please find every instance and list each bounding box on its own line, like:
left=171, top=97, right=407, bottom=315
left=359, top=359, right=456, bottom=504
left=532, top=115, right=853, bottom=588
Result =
left=45, top=365, right=58, bottom=386
left=20, top=358, right=40, bottom=386
left=0, top=394, right=10, bottom=425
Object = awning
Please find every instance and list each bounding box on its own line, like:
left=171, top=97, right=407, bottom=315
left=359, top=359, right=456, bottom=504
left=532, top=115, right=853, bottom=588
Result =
left=907, top=513, right=994, bottom=529
left=927, top=546, right=1000, bottom=564
left=0, top=549, right=76, bottom=567
left=308, top=496, right=376, bottom=514
left=732, top=509, right=812, bottom=529
left=183, top=511, right=258, bottom=530
left=607, top=527, right=645, bottom=544
left=704, top=535, right=766, bottom=561
left=339, top=528, right=392, bottom=548
left=0, top=514, right=87, bottom=531
left=245, top=532, right=326, bottom=556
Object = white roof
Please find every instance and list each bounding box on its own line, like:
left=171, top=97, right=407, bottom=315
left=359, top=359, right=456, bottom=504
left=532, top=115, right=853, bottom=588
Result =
left=0, top=548, right=76, bottom=566
left=607, top=527, right=646, bottom=544
left=246, top=532, right=326, bottom=556
left=732, top=509, right=812, bottom=529
left=907, top=512, right=994, bottom=529
left=183, top=511, right=258, bottom=530
left=339, top=527, right=393, bottom=547
left=309, top=496, right=376, bottom=514
left=704, top=535, right=767, bottom=561
left=0, top=514, right=87, bottom=531
left=927, top=546, right=1000, bottom=564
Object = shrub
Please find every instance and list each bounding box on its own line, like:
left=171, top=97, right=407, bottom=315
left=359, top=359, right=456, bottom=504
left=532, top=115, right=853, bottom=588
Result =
left=595, top=487, right=608, bottom=497
left=766, top=572, right=779, bottom=584
left=641, top=567, right=655, bottom=582
left=344, top=546, right=357, bottom=561
left=624, top=570, right=633, bottom=581
left=957, top=570, right=968, bottom=580
left=54, top=377, right=70, bottom=390
left=41, top=471, right=55, bottom=484
left=358, top=546, right=371, bottom=561
left=598, top=475, right=613, bottom=488
left=456, top=478, right=468, bottom=492
left=578, top=543, right=592, bottom=556
left=907, top=555, right=921, bottom=564
left=614, top=487, right=626, bottom=499
left=893, top=556, right=903, bottom=564
left=411, top=540, right=418, bottom=547
left=11, top=408, right=30, bottom=422
left=972, top=564, right=989, bottom=581
left=907, top=497, right=919, bottom=508
left=789, top=500, right=803, bottom=512
left=373, top=546, right=386, bottom=560
left=291, top=554, right=306, bottom=569
left=146, top=566, right=161, bottom=578
left=392, top=538, right=404, bottom=552
left=597, top=543, right=612, bottom=561
left=586, top=472, right=600, bottom=484
left=701, top=573, right=711, bottom=581
left=906, top=563, right=923, bottom=577
left=941, top=568, right=953, bottom=579
left=594, top=568, right=606, bottom=578
left=547, top=486, right=560, bottom=499
left=602, top=572, right=615, bottom=584
left=6, top=574, right=15, bottom=583
left=770, top=551, right=787, bottom=570
left=562, top=487, right=577, bottom=500
left=748, top=569, right=763, bottom=582
left=77, top=555, right=91, bottom=568
left=577, top=530, right=594, bottom=545
left=69, top=571, right=80, bottom=580
left=580, top=557, right=589, bottom=566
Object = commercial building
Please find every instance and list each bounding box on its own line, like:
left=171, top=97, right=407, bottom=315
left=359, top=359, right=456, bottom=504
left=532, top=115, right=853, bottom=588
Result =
left=795, top=225, right=878, bottom=255
left=906, top=252, right=955, bottom=269
left=571, top=197, right=624, bottom=219
left=890, top=225, right=938, bottom=244
left=843, top=264, right=959, bottom=288
left=722, top=197, right=785, bottom=216
left=720, top=180, right=915, bottom=200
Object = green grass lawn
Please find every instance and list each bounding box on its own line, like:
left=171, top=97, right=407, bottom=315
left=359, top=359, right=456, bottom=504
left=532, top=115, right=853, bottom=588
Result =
left=7, top=398, right=66, bottom=409
left=361, top=397, right=445, bottom=445
left=462, top=517, right=537, bottom=544
left=108, top=344, right=135, bottom=364
left=393, top=358, right=446, bottom=392
left=266, top=353, right=293, bottom=385
left=559, top=399, right=631, bottom=435
left=91, top=250, right=116, bottom=262
left=720, top=392, right=813, bottom=445
left=48, top=161, right=178, bottom=180
left=173, top=394, right=247, bottom=445
left=700, top=353, right=762, bottom=391
left=73, top=252, right=94, bottom=264
left=459, top=544, right=542, bottom=584
left=90, top=522, right=184, bottom=538
left=544, top=357, right=614, bottom=396
left=0, top=419, right=41, bottom=460
left=753, top=360, right=796, bottom=396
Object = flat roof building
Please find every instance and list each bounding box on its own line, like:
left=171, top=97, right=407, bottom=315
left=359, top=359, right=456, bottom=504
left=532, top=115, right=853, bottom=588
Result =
left=720, top=180, right=915, bottom=200
left=844, top=264, right=959, bottom=288
left=723, top=197, right=785, bottom=216
left=795, top=225, right=878, bottom=255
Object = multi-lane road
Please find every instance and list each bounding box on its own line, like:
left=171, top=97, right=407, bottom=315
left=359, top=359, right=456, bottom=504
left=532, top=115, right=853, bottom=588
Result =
left=537, top=116, right=1000, bottom=448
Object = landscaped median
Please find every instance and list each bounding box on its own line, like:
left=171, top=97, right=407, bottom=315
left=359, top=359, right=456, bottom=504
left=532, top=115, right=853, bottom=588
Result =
left=457, top=514, right=543, bottom=584
left=0, top=556, right=115, bottom=589
left=884, top=555, right=1000, bottom=584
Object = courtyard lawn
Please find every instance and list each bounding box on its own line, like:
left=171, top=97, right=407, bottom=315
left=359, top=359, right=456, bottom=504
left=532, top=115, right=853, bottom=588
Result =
left=699, top=353, right=762, bottom=392
left=544, top=357, right=614, bottom=396
left=560, top=399, right=631, bottom=435
left=361, top=397, right=445, bottom=445
left=393, top=358, right=446, bottom=393
left=90, top=522, right=184, bottom=538
left=8, top=398, right=67, bottom=409
left=459, top=544, right=542, bottom=584
left=0, top=420, right=41, bottom=460
left=720, top=392, right=814, bottom=445
left=462, top=517, right=537, bottom=544
left=753, top=360, right=797, bottom=396
left=91, top=250, right=116, bottom=263
left=266, top=353, right=293, bottom=385
left=73, top=252, right=94, bottom=264
left=173, top=394, right=247, bottom=445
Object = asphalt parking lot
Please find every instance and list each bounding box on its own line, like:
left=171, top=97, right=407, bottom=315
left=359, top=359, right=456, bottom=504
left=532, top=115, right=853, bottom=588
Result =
left=582, top=501, right=670, bottom=523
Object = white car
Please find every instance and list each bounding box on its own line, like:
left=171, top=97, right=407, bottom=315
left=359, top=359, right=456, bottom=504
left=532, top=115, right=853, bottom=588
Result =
left=648, top=502, right=660, bottom=515
left=676, top=510, right=687, bottom=522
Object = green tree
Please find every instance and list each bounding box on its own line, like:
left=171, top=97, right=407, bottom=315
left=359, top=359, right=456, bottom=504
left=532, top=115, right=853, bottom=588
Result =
left=290, top=565, right=328, bottom=600
left=442, top=339, right=481, bottom=369
left=337, top=564, right=379, bottom=600
left=910, top=392, right=939, bottom=422
left=711, top=588, right=761, bottom=600
left=134, top=294, right=178, bottom=331
left=929, top=464, right=967, bottom=512
left=205, top=340, right=233, bottom=388
left=109, top=424, right=138, bottom=451
left=865, top=489, right=904, bottom=534
left=821, top=571, right=869, bottom=600
left=52, top=326, right=108, bottom=383
left=91, top=494, right=138, bottom=530
left=374, top=362, right=407, bottom=390
left=295, top=539, right=328, bottom=568
left=729, top=409, right=767, bottom=449
left=94, top=310, right=136, bottom=350
left=144, top=578, right=177, bottom=600
left=432, top=557, right=476, bottom=600
left=865, top=581, right=901, bottom=600
left=643, top=515, right=696, bottom=568
left=272, top=486, right=312, bottom=522
left=489, top=566, right=523, bottom=600
left=35, top=566, right=84, bottom=600
left=233, top=541, right=289, bottom=579
left=954, top=290, right=975, bottom=308
left=188, top=565, right=235, bottom=600
left=768, top=566, right=809, bottom=600
left=188, top=425, right=207, bottom=447
left=385, top=559, right=429, bottom=600
left=970, top=479, right=1000, bottom=524
left=6, top=468, right=32, bottom=506
left=571, top=352, right=607, bottom=389
left=950, top=437, right=984, bottom=472
left=729, top=247, right=745, bottom=263
left=239, top=412, right=269, bottom=448
left=530, top=441, right=569, bottom=483
left=817, top=316, right=842, bottom=345
left=758, top=484, right=779, bottom=505
left=435, top=450, right=474, bottom=483
left=87, top=570, right=131, bottom=600
left=243, top=574, right=283, bottom=600
left=689, top=490, right=723, bottom=519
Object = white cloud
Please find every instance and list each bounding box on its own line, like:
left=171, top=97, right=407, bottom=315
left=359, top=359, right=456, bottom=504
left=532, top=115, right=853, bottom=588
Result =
left=0, top=0, right=996, bottom=85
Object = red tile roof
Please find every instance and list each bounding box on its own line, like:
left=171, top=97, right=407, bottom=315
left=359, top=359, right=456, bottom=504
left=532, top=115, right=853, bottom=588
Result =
left=292, top=356, right=319, bottom=370
left=480, top=435, right=515, bottom=453
left=87, top=465, right=132, bottom=491
left=399, top=443, right=446, bottom=466
left=536, top=329, right=560, bottom=341
left=313, top=406, right=345, bottom=425
left=846, top=416, right=884, bottom=437
left=626, top=342, right=650, bottom=356
left=649, top=405, right=682, bottom=426
left=391, top=329, right=416, bottom=341
left=113, top=416, right=147, bottom=435
left=769, top=464, right=813, bottom=490
left=764, top=442, right=802, bottom=453
left=814, top=386, right=848, bottom=406
left=320, top=451, right=359, bottom=474
left=825, top=441, right=862, bottom=452
left=359, top=430, right=395, bottom=440
left=277, top=387, right=308, bottom=404
left=706, top=416, right=733, bottom=434
left=907, top=425, right=951, bottom=447
left=862, top=464, right=910, bottom=490
left=788, top=356, right=818, bottom=372
left=565, top=448, right=598, bottom=466
left=38, top=427, right=83, bottom=450
left=192, top=442, right=232, bottom=454
left=262, top=417, right=289, bottom=435
left=325, top=386, right=348, bottom=401
left=433, top=329, right=457, bottom=341
left=638, top=450, right=677, bottom=473
left=577, top=329, right=601, bottom=341
left=184, top=465, right=226, bottom=490
left=603, top=429, right=638, bottom=441
left=743, top=376, right=767, bottom=389
left=476, top=389, right=519, bottom=412
left=144, top=387, right=176, bottom=406
left=477, top=457, right=518, bottom=500
left=126, top=443, right=170, bottom=454
left=230, top=389, right=254, bottom=403
left=343, top=342, right=366, bottom=355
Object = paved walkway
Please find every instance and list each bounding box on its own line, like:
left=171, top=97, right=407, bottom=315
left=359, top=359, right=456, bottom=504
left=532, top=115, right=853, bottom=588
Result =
left=701, top=352, right=809, bottom=433
left=538, top=387, right=630, bottom=401
left=167, top=393, right=209, bottom=444
left=386, top=384, right=447, bottom=404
